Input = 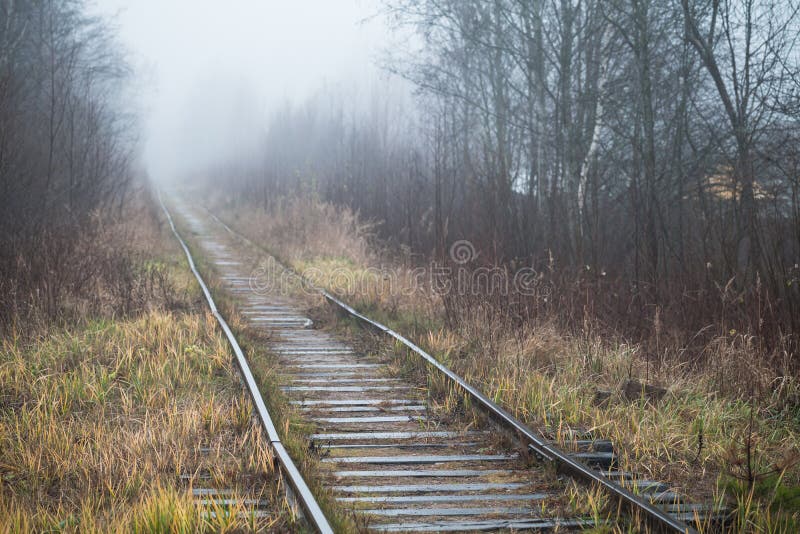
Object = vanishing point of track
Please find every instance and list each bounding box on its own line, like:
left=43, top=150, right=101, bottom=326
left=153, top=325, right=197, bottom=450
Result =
left=162, top=192, right=723, bottom=533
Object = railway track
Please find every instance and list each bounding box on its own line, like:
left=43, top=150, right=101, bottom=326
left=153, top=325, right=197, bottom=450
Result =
left=162, top=193, right=727, bottom=533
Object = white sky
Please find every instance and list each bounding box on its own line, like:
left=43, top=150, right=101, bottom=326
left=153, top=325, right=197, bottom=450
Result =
left=93, top=0, right=389, bottom=181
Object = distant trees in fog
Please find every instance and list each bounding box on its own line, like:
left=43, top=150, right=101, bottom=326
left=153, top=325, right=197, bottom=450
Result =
left=206, top=0, right=800, bottom=359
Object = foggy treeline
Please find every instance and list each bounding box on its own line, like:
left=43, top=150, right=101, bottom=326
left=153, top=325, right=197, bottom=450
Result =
left=0, top=0, right=137, bottom=323
left=210, top=0, right=800, bottom=363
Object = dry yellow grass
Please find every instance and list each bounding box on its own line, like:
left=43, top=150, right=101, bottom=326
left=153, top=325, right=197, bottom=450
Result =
left=0, top=307, right=297, bottom=532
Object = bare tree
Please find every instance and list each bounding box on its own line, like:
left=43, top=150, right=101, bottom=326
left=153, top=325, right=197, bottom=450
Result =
left=682, top=0, right=800, bottom=282
left=0, top=0, right=136, bottom=322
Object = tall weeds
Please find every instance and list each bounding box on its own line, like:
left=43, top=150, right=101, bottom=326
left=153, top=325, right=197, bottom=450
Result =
left=0, top=188, right=178, bottom=335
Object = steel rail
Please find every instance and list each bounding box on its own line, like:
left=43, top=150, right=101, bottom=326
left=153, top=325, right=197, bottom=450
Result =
left=319, top=293, right=695, bottom=534
left=159, top=192, right=334, bottom=534
left=203, top=204, right=696, bottom=534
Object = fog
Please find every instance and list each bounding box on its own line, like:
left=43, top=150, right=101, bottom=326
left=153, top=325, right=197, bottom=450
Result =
left=94, top=0, right=391, bottom=181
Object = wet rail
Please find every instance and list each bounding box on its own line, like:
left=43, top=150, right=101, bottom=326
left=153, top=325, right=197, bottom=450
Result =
left=160, top=192, right=334, bottom=534
left=165, top=192, right=726, bottom=532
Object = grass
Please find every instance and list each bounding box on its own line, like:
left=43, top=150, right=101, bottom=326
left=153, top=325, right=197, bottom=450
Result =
left=0, top=201, right=305, bottom=532
left=0, top=310, right=301, bottom=532
left=205, top=193, right=800, bottom=532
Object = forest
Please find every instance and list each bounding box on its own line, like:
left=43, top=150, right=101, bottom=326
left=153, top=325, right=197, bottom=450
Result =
left=0, top=0, right=143, bottom=325
left=201, top=0, right=800, bottom=376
